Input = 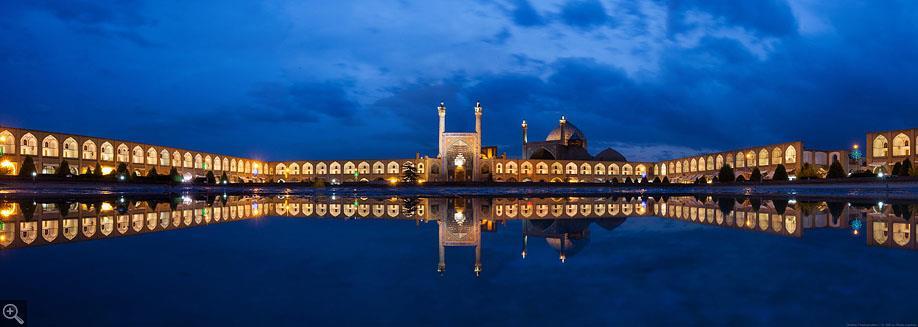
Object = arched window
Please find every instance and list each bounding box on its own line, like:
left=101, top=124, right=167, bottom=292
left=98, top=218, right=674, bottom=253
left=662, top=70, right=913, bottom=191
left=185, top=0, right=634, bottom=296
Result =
left=205, top=156, right=213, bottom=169
left=146, top=148, right=157, bottom=165
left=194, top=154, right=203, bottom=169
left=131, top=146, right=143, bottom=163
left=244, top=161, right=251, bottom=173
left=358, top=162, right=370, bottom=174
left=373, top=162, right=384, bottom=174
left=608, top=163, right=619, bottom=175
left=551, top=162, right=562, bottom=174
left=42, top=135, right=59, bottom=157
left=62, top=138, right=78, bottom=158
left=667, top=163, right=673, bottom=175
left=735, top=152, right=745, bottom=168
left=276, top=163, right=287, bottom=177
left=183, top=153, right=193, bottom=168
left=622, top=164, right=633, bottom=175
left=758, top=149, right=769, bottom=166
left=289, top=163, right=300, bottom=175
left=0, top=130, right=14, bottom=155
left=214, top=157, right=222, bottom=171
left=654, top=164, right=660, bottom=176
left=82, top=140, right=96, bottom=160
left=893, top=133, right=911, bottom=156
left=565, top=163, right=577, bottom=175
left=716, top=155, right=724, bottom=169
left=536, top=162, right=548, bottom=174
left=521, top=162, right=533, bottom=174
left=594, top=164, right=605, bottom=175
left=785, top=146, right=797, bottom=164
left=343, top=162, right=356, bottom=174
left=222, top=158, right=229, bottom=171
left=387, top=162, right=399, bottom=174
left=329, top=162, right=341, bottom=174
left=172, top=151, right=181, bottom=167
left=579, top=163, right=590, bottom=175
left=19, top=133, right=37, bottom=155
left=417, top=162, right=425, bottom=174
left=100, top=142, right=114, bottom=161
left=690, top=159, right=697, bottom=172
left=230, top=159, right=237, bottom=172
left=746, top=151, right=756, bottom=167
left=661, top=163, right=667, bottom=176
left=303, top=162, right=313, bottom=175
left=635, top=165, right=647, bottom=176
left=873, top=135, right=888, bottom=157
left=772, top=147, right=782, bottom=165
left=117, top=144, right=129, bottom=162
left=676, top=161, right=682, bottom=173
left=507, top=162, right=518, bottom=174
left=316, top=162, right=327, bottom=174
left=159, top=150, right=170, bottom=166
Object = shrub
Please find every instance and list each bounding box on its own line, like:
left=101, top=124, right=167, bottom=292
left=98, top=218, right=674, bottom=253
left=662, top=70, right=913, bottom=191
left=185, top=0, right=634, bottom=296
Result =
left=94, top=163, right=103, bottom=177
left=798, top=163, right=821, bottom=179
left=641, top=176, right=648, bottom=184
left=57, top=161, right=71, bottom=177
left=205, top=171, right=216, bottom=184
left=115, top=163, right=129, bottom=180
left=18, top=156, right=36, bottom=177
left=772, top=165, right=789, bottom=181
left=696, top=176, right=708, bottom=184
left=717, top=164, right=735, bottom=183
left=911, top=165, right=918, bottom=177
left=826, top=159, right=846, bottom=179
left=892, top=162, right=902, bottom=176
left=220, top=172, right=229, bottom=184
left=899, top=159, right=913, bottom=177
left=750, top=167, right=762, bottom=182
left=849, top=170, right=877, bottom=178
left=652, top=177, right=661, bottom=184
left=661, top=176, right=670, bottom=184
left=169, top=167, right=182, bottom=184
left=736, top=175, right=746, bottom=182
left=147, top=167, right=159, bottom=177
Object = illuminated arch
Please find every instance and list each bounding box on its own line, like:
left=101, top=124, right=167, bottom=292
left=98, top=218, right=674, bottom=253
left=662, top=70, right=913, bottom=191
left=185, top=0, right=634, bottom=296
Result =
left=62, top=137, right=78, bottom=158
left=387, top=161, right=399, bottom=174
left=746, top=151, right=756, bottom=167
left=893, top=133, right=911, bottom=156
left=635, top=164, right=647, bottom=176
left=101, top=142, right=114, bottom=161
left=343, top=162, right=356, bottom=174
left=329, top=162, right=341, bottom=175
left=594, top=163, right=605, bottom=175
left=183, top=152, right=193, bottom=168
left=303, top=162, right=313, bottom=175
left=194, top=154, right=203, bottom=169
left=172, top=151, right=181, bottom=167
left=316, top=162, right=327, bottom=174
left=536, top=162, right=548, bottom=174
left=117, top=144, right=130, bottom=162
left=204, top=155, right=213, bottom=170
left=213, top=157, right=222, bottom=171
left=82, top=140, right=97, bottom=160
left=132, top=146, right=144, bottom=164
left=147, top=148, right=158, bottom=165
left=772, top=147, right=782, bottom=165
left=42, top=135, right=59, bottom=157
left=289, top=162, right=300, bottom=175
left=565, top=162, right=577, bottom=175
left=0, top=130, right=14, bottom=155
left=873, top=135, right=888, bottom=157
left=608, top=163, right=619, bottom=175
left=622, top=164, right=633, bottom=175
left=230, top=159, right=237, bottom=172
left=735, top=152, right=745, bottom=168
left=579, top=163, right=590, bottom=175
left=358, top=161, right=370, bottom=174
left=716, top=154, right=724, bottom=169
left=19, top=133, right=37, bottom=155
left=506, top=161, right=518, bottom=174
left=706, top=156, right=714, bottom=170
left=676, top=161, right=682, bottom=173
left=758, top=149, right=769, bottom=166
left=521, top=162, right=533, bottom=174
left=785, top=146, right=797, bottom=164
left=690, top=158, right=697, bottom=172
left=551, top=162, right=563, bottom=174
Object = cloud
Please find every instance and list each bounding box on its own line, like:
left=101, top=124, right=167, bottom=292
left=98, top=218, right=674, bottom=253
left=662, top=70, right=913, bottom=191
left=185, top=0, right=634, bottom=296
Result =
left=509, top=0, right=546, bottom=27
left=558, top=0, right=613, bottom=30
left=667, top=0, right=798, bottom=37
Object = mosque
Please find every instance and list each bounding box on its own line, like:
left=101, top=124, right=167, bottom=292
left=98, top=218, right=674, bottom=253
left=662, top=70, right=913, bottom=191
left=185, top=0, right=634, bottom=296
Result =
left=0, top=102, right=913, bottom=183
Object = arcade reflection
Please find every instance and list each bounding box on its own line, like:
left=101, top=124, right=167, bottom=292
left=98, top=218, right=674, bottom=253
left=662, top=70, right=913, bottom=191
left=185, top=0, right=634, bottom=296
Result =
left=1, top=195, right=916, bottom=274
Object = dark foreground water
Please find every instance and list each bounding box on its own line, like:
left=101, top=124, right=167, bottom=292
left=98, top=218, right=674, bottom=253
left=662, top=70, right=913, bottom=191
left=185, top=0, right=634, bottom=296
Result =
left=1, top=195, right=916, bottom=326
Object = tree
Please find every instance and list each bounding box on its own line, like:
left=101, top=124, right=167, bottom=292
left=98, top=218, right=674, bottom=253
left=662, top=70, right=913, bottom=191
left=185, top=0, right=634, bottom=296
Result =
left=661, top=176, right=670, bottom=184
left=899, top=158, right=913, bottom=177
left=168, top=167, right=182, bottom=184
left=652, top=177, right=661, bottom=184
left=147, top=167, right=159, bottom=178
left=115, top=162, right=129, bottom=180
left=772, top=164, right=789, bottom=181
left=82, top=167, right=95, bottom=177
left=401, top=162, right=419, bottom=184
left=205, top=171, right=216, bottom=184
left=750, top=167, right=762, bottom=182
left=798, top=163, right=820, bottom=179
left=696, top=176, right=708, bottom=184
left=640, top=176, right=649, bottom=184
left=18, top=156, right=36, bottom=178
left=711, top=176, right=719, bottom=183
left=57, top=161, right=71, bottom=177
left=911, top=164, right=918, bottom=177
left=610, top=177, right=619, bottom=184
left=94, top=163, right=103, bottom=177
left=220, top=172, right=229, bottom=184
left=826, top=159, right=846, bottom=179
left=717, top=164, right=735, bottom=183
left=892, top=162, right=902, bottom=176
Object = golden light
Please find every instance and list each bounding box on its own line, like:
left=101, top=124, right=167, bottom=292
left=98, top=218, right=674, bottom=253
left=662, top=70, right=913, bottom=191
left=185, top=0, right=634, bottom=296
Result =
left=100, top=202, right=114, bottom=211
left=387, top=177, right=399, bottom=185
left=0, top=160, right=12, bottom=168
left=853, top=144, right=859, bottom=149
left=101, top=166, right=114, bottom=175
left=0, top=208, right=12, bottom=218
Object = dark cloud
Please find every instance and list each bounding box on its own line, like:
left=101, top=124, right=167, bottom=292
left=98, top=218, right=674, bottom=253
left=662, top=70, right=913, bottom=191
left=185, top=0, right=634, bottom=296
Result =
left=248, top=81, right=360, bottom=124
left=558, top=0, right=613, bottom=30
left=510, top=0, right=546, bottom=27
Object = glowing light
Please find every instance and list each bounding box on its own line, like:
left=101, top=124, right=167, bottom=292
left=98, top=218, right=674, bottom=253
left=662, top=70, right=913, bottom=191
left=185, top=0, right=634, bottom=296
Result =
left=453, top=154, right=466, bottom=168
left=31, top=172, right=36, bottom=177
left=0, top=208, right=12, bottom=218
left=100, top=203, right=113, bottom=211
left=101, top=166, right=114, bottom=175
left=388, top=177, right=399, bottom=185
left=0, top=161, right=12, bottom=168
left=878, top=172, right=885, bottom=178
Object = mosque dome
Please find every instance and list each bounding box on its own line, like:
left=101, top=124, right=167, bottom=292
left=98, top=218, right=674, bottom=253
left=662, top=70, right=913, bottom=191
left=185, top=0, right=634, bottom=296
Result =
left=594, top=148, right=628, bottom=162
left=546, top=121, right=586, bottom=144
left=546, top=237, right=591, bottom=258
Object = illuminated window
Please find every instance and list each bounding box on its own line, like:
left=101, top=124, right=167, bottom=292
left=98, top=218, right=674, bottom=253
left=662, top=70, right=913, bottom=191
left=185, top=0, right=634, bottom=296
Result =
left=42, top=135, right=59, bottom=157
left=893, top=133, right=910, bottom=156
left=82, top=140, right=97, bottom=160
left=873, top=135, right=888, bottom=157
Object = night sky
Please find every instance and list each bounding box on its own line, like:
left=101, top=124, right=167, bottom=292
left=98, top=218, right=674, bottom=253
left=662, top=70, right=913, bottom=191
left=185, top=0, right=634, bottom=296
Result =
left=1, top=1, right=916, bottom=162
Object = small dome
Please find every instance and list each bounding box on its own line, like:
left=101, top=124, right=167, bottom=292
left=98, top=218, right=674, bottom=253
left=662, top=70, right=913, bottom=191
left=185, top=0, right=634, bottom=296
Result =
left=546, top=122, right=586, bottom=144
left=594, top=148, right=627, bottom=162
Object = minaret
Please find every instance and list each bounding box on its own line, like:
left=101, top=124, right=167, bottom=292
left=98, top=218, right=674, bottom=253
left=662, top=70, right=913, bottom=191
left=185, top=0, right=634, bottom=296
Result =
left=521, top=120, right=528, bottom=159
left=559, top=116, right=567, bottom=146
left=474, top=101, right=482, bottom=137
left=438, top=102, right=446, bottom=157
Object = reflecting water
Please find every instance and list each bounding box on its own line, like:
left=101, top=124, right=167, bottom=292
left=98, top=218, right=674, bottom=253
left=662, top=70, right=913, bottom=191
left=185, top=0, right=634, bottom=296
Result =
left=1, top=194, right=917, bottom=325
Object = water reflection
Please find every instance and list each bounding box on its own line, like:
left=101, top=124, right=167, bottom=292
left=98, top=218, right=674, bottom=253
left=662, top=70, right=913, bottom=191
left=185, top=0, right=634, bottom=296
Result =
left=1, top=195, right=916, bottom=272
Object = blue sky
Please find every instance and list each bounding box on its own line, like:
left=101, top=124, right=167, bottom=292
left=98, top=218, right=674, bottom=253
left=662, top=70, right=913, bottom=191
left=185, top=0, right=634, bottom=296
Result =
left=1, top=1, right=916, bottom=161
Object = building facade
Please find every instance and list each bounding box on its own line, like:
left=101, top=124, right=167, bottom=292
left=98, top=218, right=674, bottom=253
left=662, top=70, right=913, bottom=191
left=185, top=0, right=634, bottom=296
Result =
left=0, top=103, right=913, bottom=183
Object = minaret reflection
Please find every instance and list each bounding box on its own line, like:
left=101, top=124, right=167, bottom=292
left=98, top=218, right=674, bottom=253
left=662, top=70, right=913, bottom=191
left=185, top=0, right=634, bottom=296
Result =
left=434, top=198, right=482, bottom=276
